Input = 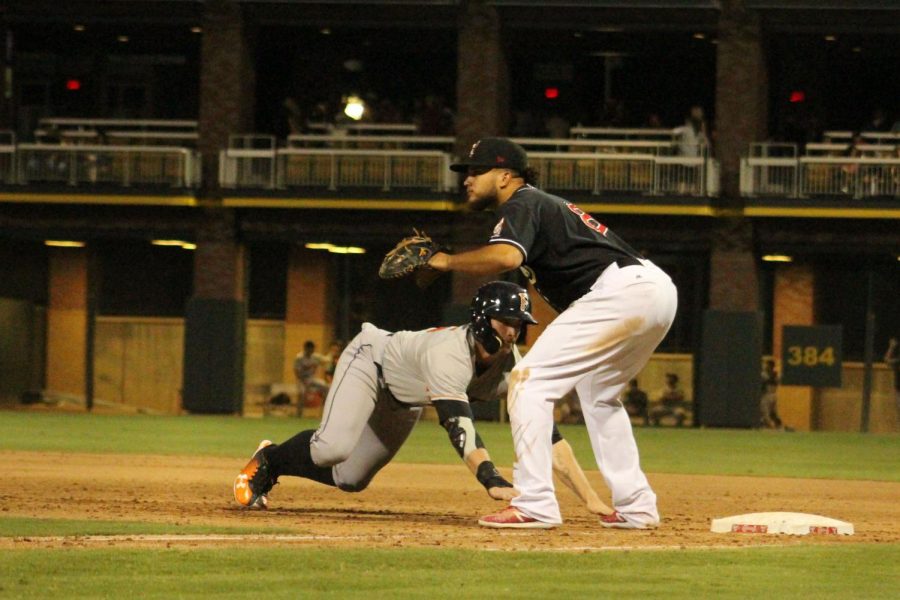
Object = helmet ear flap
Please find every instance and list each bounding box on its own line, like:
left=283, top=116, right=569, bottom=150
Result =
left=472, top=313, right=501, bottom=354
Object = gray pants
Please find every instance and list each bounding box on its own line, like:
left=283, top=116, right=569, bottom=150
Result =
left=311, top=324, right=422, bottom=491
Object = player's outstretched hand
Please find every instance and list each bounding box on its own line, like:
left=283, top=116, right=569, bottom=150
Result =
left=488, top=485, right=521, bottom=501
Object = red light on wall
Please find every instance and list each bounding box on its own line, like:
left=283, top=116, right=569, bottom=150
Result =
left=789, top=90, right=805, bottom=103
left=66, top=79, right=82, bottom=91
left=544, top=87, right=559, bottom=100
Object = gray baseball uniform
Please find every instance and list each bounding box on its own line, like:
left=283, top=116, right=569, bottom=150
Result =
left=310, top=322, right=515, bottom=491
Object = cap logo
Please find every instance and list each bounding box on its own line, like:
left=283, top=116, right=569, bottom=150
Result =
left=468, top=140, right=481, bottom=159
left=496, top=155, right=505, bottom=163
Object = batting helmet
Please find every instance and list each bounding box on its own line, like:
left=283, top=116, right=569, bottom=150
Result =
left=470, top=281, right=538, bottom=354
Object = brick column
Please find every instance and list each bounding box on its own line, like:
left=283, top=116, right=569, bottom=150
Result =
left=455, top=0, right=509, bottom=156
left=182, top=208, right=247, bottom=413
left=198, top=0, right=256, bottom=192
left=708, top=218, right=759, bottom=312
left=715, top=0, right=768, bottom=201
left=184, top=0, right=255, bottom=413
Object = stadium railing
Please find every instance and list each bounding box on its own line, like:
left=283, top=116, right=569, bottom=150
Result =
left=15, top=143, right=200, bottom=188
left=741, top=142, right=900, bottom=198
left=287, top=133, right=455, bottom=151
left=34, top=118, right=199, bottom=149
left=220, top=133, right=719, bottom=196
left=304, top=122, right=419, bottom=135
left=569, top=126, right=679, bottom=141
left=38, top=117, right=198, bottom=132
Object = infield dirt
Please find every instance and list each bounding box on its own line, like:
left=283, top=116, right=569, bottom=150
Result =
left=3, top=450, right=899, bottom=551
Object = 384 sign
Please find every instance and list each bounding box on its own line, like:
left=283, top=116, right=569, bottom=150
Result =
left=780, top=325, right=842, bottom=387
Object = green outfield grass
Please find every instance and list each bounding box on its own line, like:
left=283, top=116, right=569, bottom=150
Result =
left=1, top=545, right=897, bottom=599
left=0, top=516, right=292, bottom=538
left=2, top=411, right=898, bottom=481
left=3, top=410, right=898, bottom=598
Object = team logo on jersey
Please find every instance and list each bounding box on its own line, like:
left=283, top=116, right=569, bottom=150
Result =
left=492, top=217, right=505, bottom=237
left=564, top=200, right=608, bottom=235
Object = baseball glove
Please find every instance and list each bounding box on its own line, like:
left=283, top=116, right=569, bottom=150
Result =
left=378, top=229, right=443, bottom=289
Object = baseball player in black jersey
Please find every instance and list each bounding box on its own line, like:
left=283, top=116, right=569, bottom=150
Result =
left=429, top=137, right=678, bottom=529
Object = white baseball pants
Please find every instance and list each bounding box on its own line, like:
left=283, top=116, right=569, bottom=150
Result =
left=508, top=259, right=678, bottom=526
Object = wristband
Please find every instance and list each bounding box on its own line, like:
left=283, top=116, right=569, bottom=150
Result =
left=476, top=460, right=512, bottom=490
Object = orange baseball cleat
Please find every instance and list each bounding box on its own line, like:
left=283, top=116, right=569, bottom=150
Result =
left=234, top=440, right=276, bottom=508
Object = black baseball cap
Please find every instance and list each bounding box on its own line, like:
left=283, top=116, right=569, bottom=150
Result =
left=450, top=137, right=528, bottom=173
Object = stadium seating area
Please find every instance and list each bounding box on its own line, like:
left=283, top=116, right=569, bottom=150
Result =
left=3, top=117, right=898, bottom=200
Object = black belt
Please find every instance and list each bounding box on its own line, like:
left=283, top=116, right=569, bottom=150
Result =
left=375, top=362, right=413, bottom=409
left=615, top=255, right=642, bottom=269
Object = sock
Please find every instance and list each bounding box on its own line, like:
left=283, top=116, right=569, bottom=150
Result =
left=264, top=429, right=335, bottom=487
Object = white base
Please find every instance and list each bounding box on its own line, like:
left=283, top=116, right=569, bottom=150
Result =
left=710, top=512, right=854, bottom=535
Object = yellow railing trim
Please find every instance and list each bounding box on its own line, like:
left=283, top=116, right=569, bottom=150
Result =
left=0, top=192, right=196, bottom=206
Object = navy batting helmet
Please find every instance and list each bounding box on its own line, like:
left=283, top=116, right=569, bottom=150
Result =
left=470, top=281, right=538, bottom=353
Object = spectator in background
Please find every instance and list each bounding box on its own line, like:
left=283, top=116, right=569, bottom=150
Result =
left=622, top=379, right=649, bottom=426
left=375, top=97, right=404, bottom=124
left=293, top=340, right=329, bottom=405
left=675, top=106, right=709, bottom=157
left=890, top=114, right=900, bottom=134
left=650, top=373, right=688, bottom=427
left=543, top=111, right=570, bottom=139
left=643, top=113, right=663, bottom=129
left=596, top=97, right=626, bottom=127
left=885, top=337, right=900, bottom=422
left=281, top=97, right=305, bottom=136
left=862, top=108, right=889, bottom=132
left=415, top=94, right=454, bottom=135
left=759, top=359, right=784, bottom=430
left=674, top=106, right=709, bottom=194
left=511, top=108, right=540, bottom=137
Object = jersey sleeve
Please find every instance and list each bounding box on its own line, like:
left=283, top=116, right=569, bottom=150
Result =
left=421, top=340, right=472, bottom=403
left=489, top=197, right=537, bottom=261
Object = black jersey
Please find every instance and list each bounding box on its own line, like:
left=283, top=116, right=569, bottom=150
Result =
left=488, top=185, right=642, bottom=312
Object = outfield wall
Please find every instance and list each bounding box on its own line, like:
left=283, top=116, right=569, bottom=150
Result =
left=71, top=318, right=897, bottom=432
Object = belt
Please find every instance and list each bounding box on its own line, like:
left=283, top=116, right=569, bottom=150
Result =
left=375, top=362, right=412, bottom=409
left=614, top=255, right=642, bottom=269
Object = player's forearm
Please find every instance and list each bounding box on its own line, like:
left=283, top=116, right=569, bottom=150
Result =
left=429, top=244, right=521, bottom=275
left=433, top=399, right=514, bottom=495
left=464, top=447, right=491, bottom=476
left=552, top=439, right=613, bottom=515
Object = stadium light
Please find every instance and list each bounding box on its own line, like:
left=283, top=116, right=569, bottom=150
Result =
left=305, top=242, right=365, bottom=254
left=343, top=95, right=365, bottom=121
left=152, top=240, right=194, bottom=250
left=762, top=254, right=793, bottom=263
left=305, top=243, right=334, bottom=250
left=328, top=246, right=365, bottom=255
left=45, top=240, right=85, bottom=248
